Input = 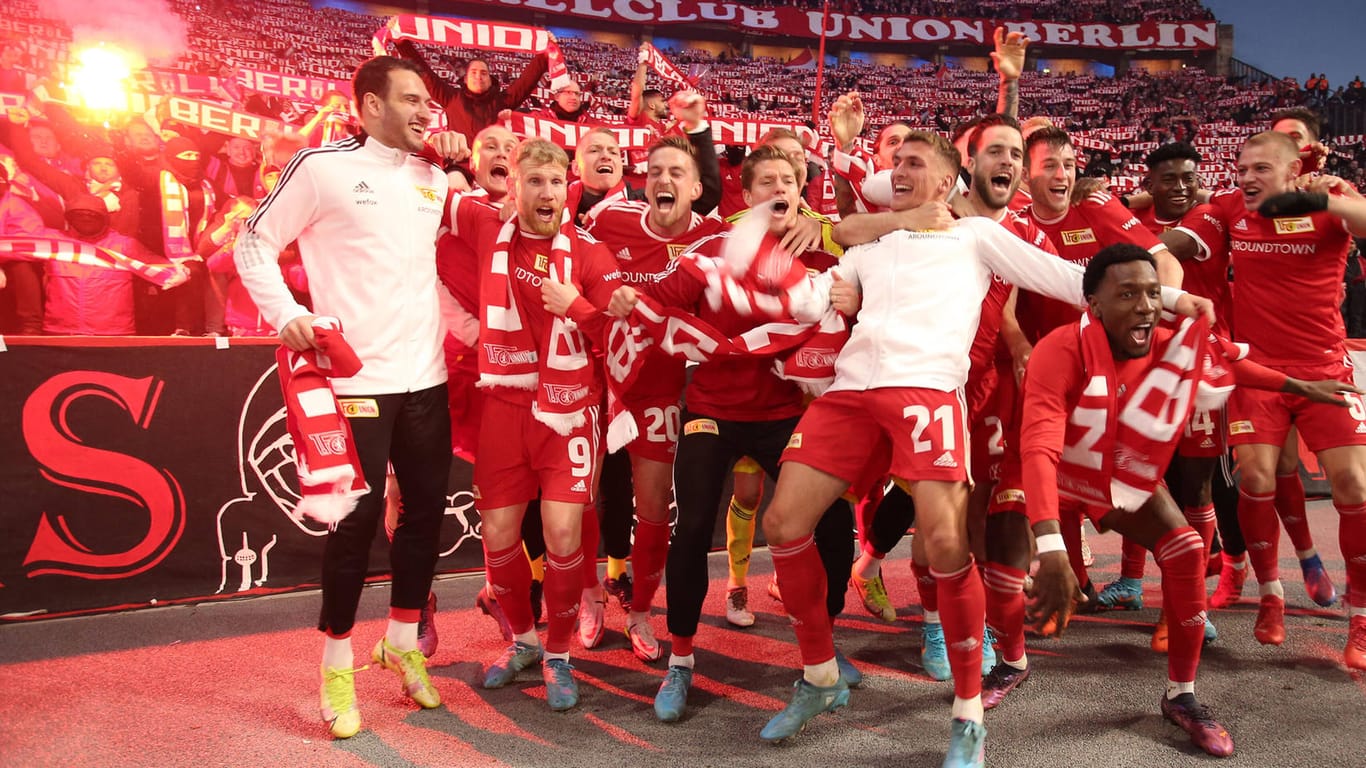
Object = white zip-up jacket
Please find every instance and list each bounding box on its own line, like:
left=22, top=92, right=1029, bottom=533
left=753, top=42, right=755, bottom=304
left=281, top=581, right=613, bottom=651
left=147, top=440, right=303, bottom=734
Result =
left=236, top=135, right=449, bottom=396
left=792, top=216, right=1086, bottom=394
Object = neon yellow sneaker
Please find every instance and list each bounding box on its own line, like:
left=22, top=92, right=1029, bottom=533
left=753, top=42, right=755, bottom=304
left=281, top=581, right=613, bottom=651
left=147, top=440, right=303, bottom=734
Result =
left=372, top=637, right=441, bottom=708
left=320, top=665, right=363, bottom=739
left=851, top=573, right=896, bottom=623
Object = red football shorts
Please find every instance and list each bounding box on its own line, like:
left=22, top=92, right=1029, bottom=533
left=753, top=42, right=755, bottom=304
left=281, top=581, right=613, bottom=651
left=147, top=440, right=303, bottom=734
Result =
left=967, top=362, right=1016, bottom=486
left=474, top=395, right=601, bottom=508
left=1228, top=359, right=1366, bottom=453
left=1177, top=405, right=1226, bottom=458
left=622, top=397, right=681, bottom=464
left=782, top=387, right=970, bottom=497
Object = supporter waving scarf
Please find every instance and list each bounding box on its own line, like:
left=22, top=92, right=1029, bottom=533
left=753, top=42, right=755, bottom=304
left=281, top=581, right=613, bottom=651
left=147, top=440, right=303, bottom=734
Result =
left=373, top=15, right=571, bottom=91
left=0, top=236, right=188, bottom=288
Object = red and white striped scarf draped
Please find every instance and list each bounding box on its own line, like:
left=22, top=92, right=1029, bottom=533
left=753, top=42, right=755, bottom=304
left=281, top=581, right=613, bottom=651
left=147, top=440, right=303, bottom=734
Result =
left=478, top=211, right=595, bottom=435
left=372, top=15, right=571, bottom=91
left=1058, top=313, right=1235, bottom=513
left=0, top=236, right=188, bottom=288
left=276, top=318, right=368, bottom=525
left=159, top=170, right=215, bottom=262
left=603, top=242, right=849, bottom=450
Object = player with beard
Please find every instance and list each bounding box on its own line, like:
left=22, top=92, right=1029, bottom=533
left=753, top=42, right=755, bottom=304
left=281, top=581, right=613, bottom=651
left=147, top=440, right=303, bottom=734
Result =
left=756, top=132, right=1211, bottom=765
left=236, top=56, right=471, bottom=740
left=447, top=138, right=624, bottom=711
left=582, top=136, right=725, bottom=662
left=1099, top=142, right=1230, bottom=649
left=606, top=145, right=857, bottom=724
left=1205, top=131, right=1366, bottom=664
left=1024, top=243, right=1355, bottom=757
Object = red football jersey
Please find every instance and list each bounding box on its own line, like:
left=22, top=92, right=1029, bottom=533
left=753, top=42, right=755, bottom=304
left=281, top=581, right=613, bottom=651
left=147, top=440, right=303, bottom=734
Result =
left=1135, top=202, right=1231, bottom=336
left=1209, top=188, right=1353, bottom=365
left=587, top=200, right=725, bottom=401
left=452, top=197, right=623, bottom=405
left=1019, top=191, right=1165, bottom=342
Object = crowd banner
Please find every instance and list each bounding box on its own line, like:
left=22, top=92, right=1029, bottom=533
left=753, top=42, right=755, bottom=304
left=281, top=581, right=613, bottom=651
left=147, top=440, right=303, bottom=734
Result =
left=373, top=14, right=573, bottom=90
left=164, top=96, right=289, bottom=141
left=444, top=0, right=1219, bottom=50
left=234, top=67, right=352, bottom=102
left=0, top=339, right=482, bottom=621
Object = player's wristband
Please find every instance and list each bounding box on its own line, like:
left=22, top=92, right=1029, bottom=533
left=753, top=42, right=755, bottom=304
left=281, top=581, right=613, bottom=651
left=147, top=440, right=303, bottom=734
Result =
left=1159, top=285, right=1187, bottom=310
left=1035, top=533, right=1066, bottom=555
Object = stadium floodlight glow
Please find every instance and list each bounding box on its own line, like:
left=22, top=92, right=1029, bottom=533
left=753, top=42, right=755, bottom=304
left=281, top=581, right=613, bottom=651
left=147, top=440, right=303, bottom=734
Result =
left=69, top=44, right=135, bottom=114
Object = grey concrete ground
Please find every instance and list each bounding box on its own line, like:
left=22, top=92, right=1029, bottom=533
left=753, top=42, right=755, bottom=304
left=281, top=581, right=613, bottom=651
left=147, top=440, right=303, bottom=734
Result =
left=2, top=500, right=1363, bottom=768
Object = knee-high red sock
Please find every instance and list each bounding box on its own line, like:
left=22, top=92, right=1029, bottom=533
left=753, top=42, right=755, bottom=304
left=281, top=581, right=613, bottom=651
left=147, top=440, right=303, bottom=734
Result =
left=1060, top=505, right=1089, bottom=585
left=485, top=541, right=535, bottom=635
left=983, top=563, right=1027, bottom=664
left=545, top=548, right=585, bottom=654
left=1275, top=473, right=1315, bottom=553
left=1238, top=488, right=1280, bottom=584
left=1120, top=536, right=1148, bottom=580
left=911, top=560, right=939, bottom=613
left=1337, top=501, right=1366, bottom=609
left=1154, top=527, right=1206, bottom=684
left=580, top=506, right=601, bottom=590
left=934, top=560, right=987, bottom=700
left=631, top=518, right=670, bottom=613
left=1182, top=503, right=1217, bottom=562
left=770, top=534, right=835, bottom=665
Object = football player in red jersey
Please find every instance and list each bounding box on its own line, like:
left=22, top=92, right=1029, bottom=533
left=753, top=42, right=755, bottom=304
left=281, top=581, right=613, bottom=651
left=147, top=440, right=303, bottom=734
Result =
left=1025, top=243, right=1355, bottom=757
left=1104, top=142, right=1231, bottom=649
left=583, top=136, right=724, bottom=662
left=607, top=144, right=857, bottom=726
left=1207, top=131, right=1366, bottom=664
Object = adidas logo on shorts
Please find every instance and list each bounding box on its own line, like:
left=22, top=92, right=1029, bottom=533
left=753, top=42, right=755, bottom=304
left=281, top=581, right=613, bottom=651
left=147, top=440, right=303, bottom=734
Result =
left=570, top=479, right=587, bottom=492
left=933, top=451, right=958, bottom=468
left=1357, top=423, right=1366, bottom=434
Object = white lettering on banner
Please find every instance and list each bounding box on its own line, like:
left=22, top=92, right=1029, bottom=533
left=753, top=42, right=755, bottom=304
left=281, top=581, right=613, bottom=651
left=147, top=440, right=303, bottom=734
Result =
left=464, top=0, right=1214, bottom=48
left=236, top=68, right=350, bottom=100
left=166, top=97, right=285, bottom=141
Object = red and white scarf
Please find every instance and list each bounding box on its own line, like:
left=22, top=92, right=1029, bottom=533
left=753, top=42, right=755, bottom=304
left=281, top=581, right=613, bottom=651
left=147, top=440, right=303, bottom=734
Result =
left=478, top=211, right=595, bottom=435
left=830, top=144, right=878, bottom=213
left=277, top=318, right=369, bottom=525
left=159, top=169, right=215, bottom=262
left=640, top=42, right=694, bottom=92
left=0, top=236, right=188, bottom=288
left=373, top=15, right=571, bottom=91
left=1058, top=314, right=1235, bottom=513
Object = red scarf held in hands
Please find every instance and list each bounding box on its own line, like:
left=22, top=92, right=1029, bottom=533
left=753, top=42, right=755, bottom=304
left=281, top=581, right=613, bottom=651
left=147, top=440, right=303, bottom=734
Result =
left=373, top=15, right=571, bottom=90
left=277, top=318, right=368, bottom=524
left=478, top=212, right=595, bottom=436
left=1058, top=313, right=1235, bottom=513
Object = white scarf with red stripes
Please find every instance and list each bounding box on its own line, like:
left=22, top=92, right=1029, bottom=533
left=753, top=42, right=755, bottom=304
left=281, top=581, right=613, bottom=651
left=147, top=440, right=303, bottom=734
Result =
left=159, top=170, right=215, bottom=262
left=0, top=236, right=188, bottom=288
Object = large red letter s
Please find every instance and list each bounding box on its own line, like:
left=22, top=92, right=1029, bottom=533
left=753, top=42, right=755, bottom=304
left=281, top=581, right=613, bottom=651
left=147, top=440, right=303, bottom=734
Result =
left=21, top=372, right=186, bottom=579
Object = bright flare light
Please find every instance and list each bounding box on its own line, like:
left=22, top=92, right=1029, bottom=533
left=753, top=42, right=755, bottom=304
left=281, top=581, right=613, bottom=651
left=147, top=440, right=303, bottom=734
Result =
left=69, top=45, right=136, bottom=113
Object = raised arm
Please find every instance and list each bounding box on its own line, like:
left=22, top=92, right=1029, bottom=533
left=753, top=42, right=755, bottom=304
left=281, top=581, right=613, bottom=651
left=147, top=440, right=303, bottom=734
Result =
left=991, top=28, right=1028, bottom=119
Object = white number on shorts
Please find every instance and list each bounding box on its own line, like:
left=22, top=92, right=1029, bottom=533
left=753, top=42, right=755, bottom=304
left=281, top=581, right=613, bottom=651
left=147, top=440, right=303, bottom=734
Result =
left=984, top=415, right=1005, bottom=457
left=1185, top=408, right=1216, bottom=438
left=903, top=403, right=956, bottom=453
left=1345, top=392, right=1366, bottom=422
left=568, top=436, right=592, bottom=478
left=644, top=405, right=681, bottom=443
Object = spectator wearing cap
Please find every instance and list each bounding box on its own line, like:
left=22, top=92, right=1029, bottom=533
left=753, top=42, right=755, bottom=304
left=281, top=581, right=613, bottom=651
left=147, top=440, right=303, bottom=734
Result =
left=394, top=39, right=549, bottom=142
left=43, top=193, right=150, bottom=336
left=535, top=80, right=593, bottom=123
